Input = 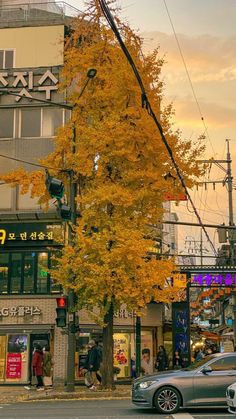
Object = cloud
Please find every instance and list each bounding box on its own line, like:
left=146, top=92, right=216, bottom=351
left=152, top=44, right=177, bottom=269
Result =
left=142, top=31, right=236, bottom=83
left=174, top=98, right=236, bottom=128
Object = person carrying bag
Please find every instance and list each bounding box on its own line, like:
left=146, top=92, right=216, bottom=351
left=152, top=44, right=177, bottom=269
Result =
left=43, top=345, right=53, bottom=389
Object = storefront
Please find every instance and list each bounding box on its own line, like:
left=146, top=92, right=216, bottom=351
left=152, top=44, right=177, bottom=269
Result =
left=0, top=221, right=67, bottom=385
left=75, top=303, right=163, bottom=380
left=0, top=296, right=68, bottom=384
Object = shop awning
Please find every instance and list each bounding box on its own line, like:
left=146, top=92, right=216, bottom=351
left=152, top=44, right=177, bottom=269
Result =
left=201, top=331, right=220, bottom=341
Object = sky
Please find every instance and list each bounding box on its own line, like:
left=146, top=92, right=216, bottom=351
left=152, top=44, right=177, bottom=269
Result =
left=66, top=0, right=236, bottom=259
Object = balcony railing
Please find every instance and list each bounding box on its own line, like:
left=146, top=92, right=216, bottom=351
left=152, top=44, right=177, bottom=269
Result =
left=0, top=1, right=80, bottom=26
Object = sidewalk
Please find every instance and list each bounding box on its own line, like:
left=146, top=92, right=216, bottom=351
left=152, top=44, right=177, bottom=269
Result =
left=0, top=385, right=131, bottom=404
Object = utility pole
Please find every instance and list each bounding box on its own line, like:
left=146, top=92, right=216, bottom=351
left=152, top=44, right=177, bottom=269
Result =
left=200, top=230, right=203, bottom=267
left=225, top=139, right=236, bottom=346
left=66, top=126, right=77, bottom=392
left=197, top=140, right=236, bottom=343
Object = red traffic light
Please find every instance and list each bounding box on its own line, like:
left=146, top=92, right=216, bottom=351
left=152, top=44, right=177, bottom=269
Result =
left=56, top=297, right=67, bottom=308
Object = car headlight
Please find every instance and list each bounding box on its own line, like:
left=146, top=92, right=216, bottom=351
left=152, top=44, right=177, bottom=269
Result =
left=139, top=380, right=157, bottom=389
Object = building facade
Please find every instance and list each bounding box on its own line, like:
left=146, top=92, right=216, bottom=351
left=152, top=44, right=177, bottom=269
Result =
left=0, top=1, right=165, bottom=384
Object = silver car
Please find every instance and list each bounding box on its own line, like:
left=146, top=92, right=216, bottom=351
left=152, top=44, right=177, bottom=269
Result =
left=132, top=352, right=236, bottom=414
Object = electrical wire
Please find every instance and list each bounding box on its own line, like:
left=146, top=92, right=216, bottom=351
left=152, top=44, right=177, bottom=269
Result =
left=162, top=0, right=216, bottom=156
left=98, top=0, right=217, bottom=256
left=0, top=153, right=57, bottom=171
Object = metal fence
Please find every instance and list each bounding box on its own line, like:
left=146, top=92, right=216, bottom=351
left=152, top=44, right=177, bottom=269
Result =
left=0, top=1, right=80, bottom=24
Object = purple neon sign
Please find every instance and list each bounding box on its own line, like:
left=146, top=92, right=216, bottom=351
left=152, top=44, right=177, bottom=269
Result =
left=192, top=273, right=236, bottom=286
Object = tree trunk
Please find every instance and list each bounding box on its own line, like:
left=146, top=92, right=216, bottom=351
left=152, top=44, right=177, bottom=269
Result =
left=102, top=302, right=115, bottom=389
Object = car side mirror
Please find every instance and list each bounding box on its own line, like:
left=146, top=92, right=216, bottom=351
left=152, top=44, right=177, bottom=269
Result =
left=201, top=366, right=212, bottom=374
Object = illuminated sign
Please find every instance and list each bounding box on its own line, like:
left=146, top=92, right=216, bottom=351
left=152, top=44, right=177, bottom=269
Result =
left=0, top=223, right=63, bottom=247
left=173, top=273, right=187, bottom=288
left=0, top=69, right=59, bottom=101
left=192, top=273, right=236, bottom=286
left=0, top=229, right=53, bottom=245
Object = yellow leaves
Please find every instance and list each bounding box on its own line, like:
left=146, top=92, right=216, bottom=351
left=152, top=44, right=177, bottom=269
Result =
left=0, top=169, right=49, bottom=207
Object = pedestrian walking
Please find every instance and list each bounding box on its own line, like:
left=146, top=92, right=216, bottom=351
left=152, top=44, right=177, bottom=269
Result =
left=32, top=343, right=44, bottom=390
left=43, top=345, right=53, bottom=389
left=95, top=340, right=103, bottom=384
left=86, top=340, right=102, bottom=390
left=155, top=345, right=168, bottom=372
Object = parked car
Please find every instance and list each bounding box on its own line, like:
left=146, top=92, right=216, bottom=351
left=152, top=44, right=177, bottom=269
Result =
left=226, top=382, right=236, bottom=414
left=132, top=352, right=236, bottom=414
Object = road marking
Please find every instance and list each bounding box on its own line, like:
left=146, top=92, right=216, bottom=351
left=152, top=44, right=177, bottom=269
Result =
left=172, top=414, right=194, bottom=419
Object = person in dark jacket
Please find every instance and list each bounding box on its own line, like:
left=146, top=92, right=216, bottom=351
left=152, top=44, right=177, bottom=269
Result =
left=155, top=345, right=168, bottom=371
left=32, top=344, right=44, bottom=390
left=87, top=340, right=101, bottom=390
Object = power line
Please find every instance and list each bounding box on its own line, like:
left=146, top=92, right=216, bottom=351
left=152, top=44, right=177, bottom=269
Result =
left=98, top=0, right=217, bottom=256
left=162, top=0, right=216, bottom=156
left=0, top=153, right=57, bottom=170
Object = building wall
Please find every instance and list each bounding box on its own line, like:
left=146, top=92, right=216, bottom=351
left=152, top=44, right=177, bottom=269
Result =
left=0, top=25, right=64, bottom=67
left=0, top=296, right=67, bottom=383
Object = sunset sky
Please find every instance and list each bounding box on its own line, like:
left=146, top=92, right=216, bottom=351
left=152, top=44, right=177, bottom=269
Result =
left=67, top=0, right=236, bottom=258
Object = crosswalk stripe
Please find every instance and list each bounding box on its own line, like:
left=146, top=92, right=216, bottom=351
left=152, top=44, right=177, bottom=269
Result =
left=172, top=414, right=194, bottom=419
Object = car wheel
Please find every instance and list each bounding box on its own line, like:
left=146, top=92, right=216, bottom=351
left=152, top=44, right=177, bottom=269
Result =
left=154, top=386, right=181, bottom=414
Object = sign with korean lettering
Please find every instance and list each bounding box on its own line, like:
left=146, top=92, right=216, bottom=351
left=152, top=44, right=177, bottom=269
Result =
left=0, top=223, right=63, bottom=247
left=114, top=308, right=136, bottom=318
left=6, top=353, right=22, bottom=379
left=0, top=306, right=41, bottom=317
left=191, top=273, right=236, bottom=287
left=0, top=68, right=59, bottom=102
left=173, top=273, right=187, bottom=288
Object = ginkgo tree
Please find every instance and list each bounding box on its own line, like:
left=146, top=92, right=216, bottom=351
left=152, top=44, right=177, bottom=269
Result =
left=0, top=0, right=205, bottom=388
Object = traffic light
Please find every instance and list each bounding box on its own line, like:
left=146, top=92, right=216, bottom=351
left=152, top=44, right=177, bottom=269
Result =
left=56, top=296, right=67, bottom=327
left=46, top=175, right=64, bottom=199
left=45, top=172, right=71, bottom=220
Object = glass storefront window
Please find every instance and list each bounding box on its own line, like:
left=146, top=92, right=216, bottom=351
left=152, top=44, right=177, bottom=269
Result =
left=0, top=254, right=9, bottom=294
left=11, top=253, right=22, bottom=294
left=23, top=253, right=36, bottom=294
left=6, top=334, right=29, bottom=383
left=37, top=253, right=48, bottom=293
left=0, top=252, right=59, bottom=295
left=113, top=333, right=130, bottom=378
left=0, top=336, right=6, bottom=381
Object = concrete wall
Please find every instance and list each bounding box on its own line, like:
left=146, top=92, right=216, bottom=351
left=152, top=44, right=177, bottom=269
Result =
left=0, top=25, right=64, bottom=67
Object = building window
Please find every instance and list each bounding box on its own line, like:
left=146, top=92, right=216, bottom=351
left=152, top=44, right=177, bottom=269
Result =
left=20, top=107, right=63, bottom=138
left=0, top=254, right=9, bottom=294
left=21, top=108, right=41, bottom=138
left=0, top=109, right=14, bottom=139
left=0, top=50, right=14, bottom=69
left=0, top=251, right=61, bottom=295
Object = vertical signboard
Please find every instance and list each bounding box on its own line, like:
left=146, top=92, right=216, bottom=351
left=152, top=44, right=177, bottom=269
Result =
left=6, top=353, right=22, bottom=379
left=172, top=301, right=190, bottom=367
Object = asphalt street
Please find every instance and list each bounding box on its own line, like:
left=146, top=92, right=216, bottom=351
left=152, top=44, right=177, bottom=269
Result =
left=0, top=400, right=233, bottom=419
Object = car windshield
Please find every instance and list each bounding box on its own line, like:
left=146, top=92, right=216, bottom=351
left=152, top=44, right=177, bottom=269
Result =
left=183, top=355, right=215, bottom=371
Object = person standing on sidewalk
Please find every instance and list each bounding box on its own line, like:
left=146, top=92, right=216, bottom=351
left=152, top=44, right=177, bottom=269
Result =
left=43, top=345, right=53, bottom=389
left=32, top=344, right=44, bottom=391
